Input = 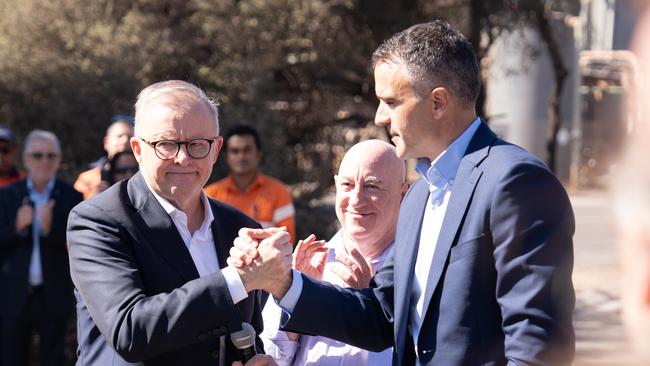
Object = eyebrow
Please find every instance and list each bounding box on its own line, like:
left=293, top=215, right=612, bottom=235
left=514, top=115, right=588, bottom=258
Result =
left=337, top=176, right=385, bottom=184
left=365, top=177, right=384, bottom=184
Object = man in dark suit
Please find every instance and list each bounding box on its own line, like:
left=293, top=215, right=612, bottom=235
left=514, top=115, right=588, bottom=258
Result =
left=230, top=21, right=575, bottom=365
left=67, top=80, right=287, bottom=365
left=0, top=130, right=83, bottom=366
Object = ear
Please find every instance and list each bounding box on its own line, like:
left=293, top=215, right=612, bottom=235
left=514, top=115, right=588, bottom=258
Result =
left=211, top=136, right=224, bottom=165
left=430, top=87, right=450, bottom=119
left=130, top=137, right=142, bottom=164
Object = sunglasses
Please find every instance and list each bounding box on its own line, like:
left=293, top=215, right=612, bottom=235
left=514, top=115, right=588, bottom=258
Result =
left=28, top=152, right=59, bottom=160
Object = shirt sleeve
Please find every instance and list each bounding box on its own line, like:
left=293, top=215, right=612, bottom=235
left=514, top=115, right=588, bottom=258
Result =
left=221, top=266, right=249, bottom=304
left=261, top=296, right=300, bottom=366
left=278, top=269, right=303, bottom=324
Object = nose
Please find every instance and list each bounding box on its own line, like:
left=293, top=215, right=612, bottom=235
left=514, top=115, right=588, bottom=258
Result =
left=348, top=185, right=366, bottom=207
left=374, top=103, right=390, bottom=127
left=173, top=145, right=191, bottom=166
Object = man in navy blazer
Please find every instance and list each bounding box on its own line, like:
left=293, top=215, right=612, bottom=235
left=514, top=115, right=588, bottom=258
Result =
left=0, top=130, right=83, bottom=366
left=67, top=80, right=287, bottom=365
left=231, top=21, right=575, bottom=365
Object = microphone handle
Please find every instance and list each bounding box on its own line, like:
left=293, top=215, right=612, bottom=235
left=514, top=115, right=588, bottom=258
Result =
left=241, top=346, right=257, bottom=363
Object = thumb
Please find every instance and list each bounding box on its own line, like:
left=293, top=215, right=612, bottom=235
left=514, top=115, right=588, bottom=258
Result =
left=47, top=199, right=56, bottom=209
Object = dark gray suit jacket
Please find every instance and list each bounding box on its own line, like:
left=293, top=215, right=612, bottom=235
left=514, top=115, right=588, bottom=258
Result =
left=67, top=173, right=265, bottom=365
left=283, top=121, right=575, bottom=365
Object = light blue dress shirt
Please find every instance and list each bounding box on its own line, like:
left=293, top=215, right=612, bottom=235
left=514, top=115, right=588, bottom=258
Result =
left=26, top=178, right=56, bottom=286
left=410, top=117, right=481, bottom=360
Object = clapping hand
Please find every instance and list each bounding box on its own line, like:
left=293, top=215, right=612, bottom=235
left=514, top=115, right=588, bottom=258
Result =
left=292, top=234, right=327, bottom=280
left=330, top=247, right=374, bottom=289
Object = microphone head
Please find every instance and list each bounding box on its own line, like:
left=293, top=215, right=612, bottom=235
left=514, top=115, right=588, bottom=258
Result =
left=230, top=322, right=256, bottom=349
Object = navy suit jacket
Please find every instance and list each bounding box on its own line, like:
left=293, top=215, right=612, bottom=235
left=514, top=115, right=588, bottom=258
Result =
left=67, top=173, right=265, bottom=365
left=0, top=178, right=82, bottom=319
left=284, top=122, right=575, bottom=365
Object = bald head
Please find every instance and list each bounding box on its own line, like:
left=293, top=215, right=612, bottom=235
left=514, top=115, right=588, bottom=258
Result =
left=338, top=139, right=406, bottom=185
left=335, top=139, right=407, bottom=258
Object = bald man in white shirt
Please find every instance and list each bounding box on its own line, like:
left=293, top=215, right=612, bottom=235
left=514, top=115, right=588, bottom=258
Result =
left=260, top=140, right=407, bottom=366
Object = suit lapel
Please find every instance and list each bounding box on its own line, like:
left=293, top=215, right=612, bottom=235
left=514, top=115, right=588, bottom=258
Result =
left=50, top=180, right=65, bottom=224
left=419, top=121, right=496, bottom=329
left=208, top=201, right=230, bottom=270
left=393, top=180, right=430, bottom=353
left=15, top=180, right=29, bottom=203
left=418, top=162, right=482, bottom=321
left=125, top=173, right=200, bottom=281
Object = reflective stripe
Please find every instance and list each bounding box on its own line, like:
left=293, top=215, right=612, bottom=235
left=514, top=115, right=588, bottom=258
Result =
left=273, top=203, right=295, bottom=223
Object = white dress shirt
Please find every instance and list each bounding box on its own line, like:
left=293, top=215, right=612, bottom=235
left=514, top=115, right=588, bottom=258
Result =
left=262, top=230, right=393, bottom=366
left=146, top=181, right=247, bottom=303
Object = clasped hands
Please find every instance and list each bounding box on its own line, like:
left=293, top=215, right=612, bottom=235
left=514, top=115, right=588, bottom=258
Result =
left=227, top=227, right=375, bottom=299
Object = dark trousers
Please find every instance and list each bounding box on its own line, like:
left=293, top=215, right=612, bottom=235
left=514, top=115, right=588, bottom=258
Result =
left=1, top=286, right=69, bottom=366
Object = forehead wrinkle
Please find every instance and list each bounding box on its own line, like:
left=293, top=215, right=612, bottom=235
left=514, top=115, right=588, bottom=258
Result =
left=339, top=139, right=405, bottom=186
left=139, top=98, right=214, bottom=141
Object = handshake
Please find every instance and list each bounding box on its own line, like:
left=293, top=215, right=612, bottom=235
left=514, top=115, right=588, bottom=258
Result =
left=227, top=227, right=298, bottom=298
left=228, top=227, right=376, bottom=298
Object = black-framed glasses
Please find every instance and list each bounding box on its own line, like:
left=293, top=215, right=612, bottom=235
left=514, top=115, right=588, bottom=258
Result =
left=139, top=137, right=216, bottom=160
left=28, top=152, right=59, bottom=161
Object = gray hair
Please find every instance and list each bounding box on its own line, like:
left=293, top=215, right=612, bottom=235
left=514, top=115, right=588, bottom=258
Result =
left=23, top=129, right=61, bottom=154
left=134, top=80, right=220, bottom=136
left=372, top=20, right=480, bottom=107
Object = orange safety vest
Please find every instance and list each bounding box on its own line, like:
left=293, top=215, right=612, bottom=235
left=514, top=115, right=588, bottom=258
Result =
left=204, top=173, right=296, bottom=244
left=74, top=167, right=101, bottom=200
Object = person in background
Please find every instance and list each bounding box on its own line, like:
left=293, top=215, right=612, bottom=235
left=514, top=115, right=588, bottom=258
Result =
left=204, top=125, right=296, bottom=243
left=613, top=6, right=650, bottom=363
left=0, top=126, right=25, bottom=187
left=0, top=130, right=83, bottom=366
left=74, top=115, right=133, bottom=199
left=261, top=139, right=407, bottom=366
left=104, top=149, right=139, bottom=186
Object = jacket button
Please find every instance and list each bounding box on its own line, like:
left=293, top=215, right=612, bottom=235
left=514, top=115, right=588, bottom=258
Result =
left=211, top=350, right=220, bottom=359
left=198, top=333, right=206, bottom=341
left=218, top=325, right=227, bottom=332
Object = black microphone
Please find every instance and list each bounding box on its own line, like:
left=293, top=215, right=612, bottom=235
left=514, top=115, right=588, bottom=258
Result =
left=230, top=322, right=257, bottom=363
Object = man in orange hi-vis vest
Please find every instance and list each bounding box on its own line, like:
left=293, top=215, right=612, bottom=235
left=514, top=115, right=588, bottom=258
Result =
left=205, top=125, right=296, bottom=243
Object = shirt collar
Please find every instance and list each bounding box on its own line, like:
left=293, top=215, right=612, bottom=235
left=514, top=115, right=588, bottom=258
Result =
left=26, top=177, right=55, bottom=196
left=415, top=117, right=482, bottom=189
left=145, top=179, right=215, bottom=236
